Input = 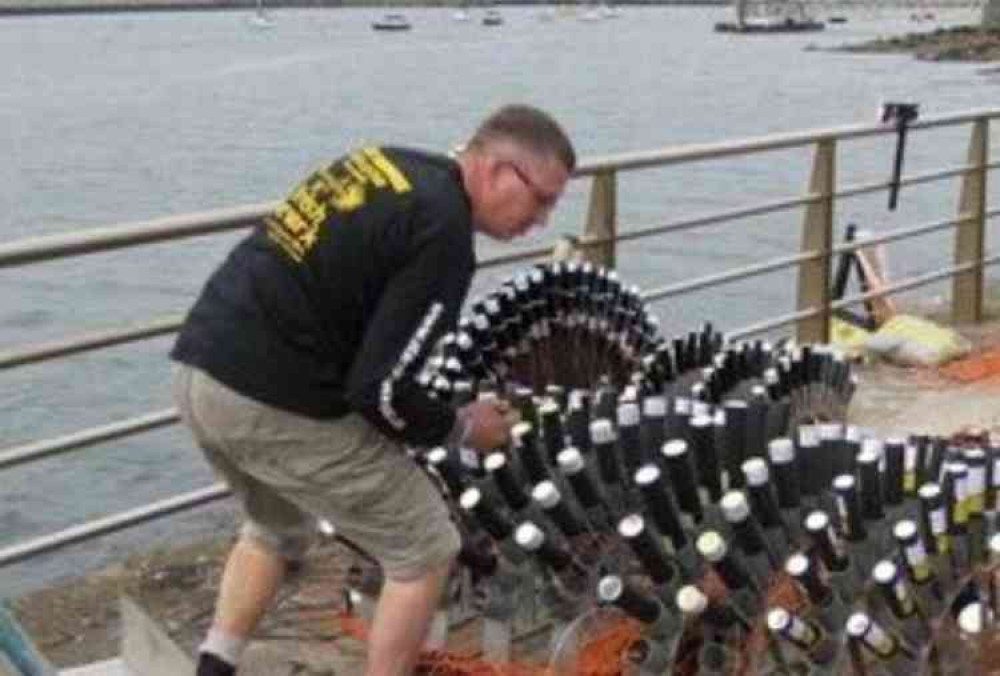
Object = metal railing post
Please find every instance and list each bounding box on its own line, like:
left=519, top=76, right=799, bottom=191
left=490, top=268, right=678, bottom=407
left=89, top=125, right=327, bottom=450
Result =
left=583, top=170, right=617, bottom=268
left=952, top=117, right=989, bottom=323
left=796, top=139, right=836, bottom=343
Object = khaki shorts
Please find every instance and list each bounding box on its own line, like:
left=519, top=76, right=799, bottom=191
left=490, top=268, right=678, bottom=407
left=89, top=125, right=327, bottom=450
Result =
left=171, top=363, right=459, bottom=581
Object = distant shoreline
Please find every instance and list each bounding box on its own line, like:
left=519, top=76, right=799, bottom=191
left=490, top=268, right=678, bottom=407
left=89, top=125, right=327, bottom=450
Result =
left=0, top=0, right=725, bottom=17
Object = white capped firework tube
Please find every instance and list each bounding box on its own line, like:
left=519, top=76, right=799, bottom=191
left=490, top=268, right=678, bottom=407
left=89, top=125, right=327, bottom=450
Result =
left=872, top=559, right=931, bottom=646
left=817, top=423, right=842, bottom=494
left=721, top=491, right=777, bottom=584
left=599, top=575, right=678, bottom=645
left=797, top=425, right=822, bottom=508
left=766, top=607, right=840, bottom=670
left=459, top=487, right=525, bottom=566
left=832, top=475, right=878, bottom=576
left=697, top=531, right=761, bottom=619
left=515, top=521, right=586, bottom=597
left=676, top=584, right=751, bottom=636
left=592, top=383, right=619, bottom=423
left=634, top=464, right=689, bottom=555
left=690, top=413, right=724, bottom=504
left=893, top=519, right=945, bottom=616
left=426, top=446, right=466, bottom=497
left=533, top=480, right=588, bottom=539
left=618, top=514, right=678, bottom=590
left=785, top=552, right=847, bottom=632
left=511, top=422, right=550, bottom=485
left=640, top=396, right=667, bottom=467
left=768, top=439, right=803, bottom=544
left=845, top=611, right=919, bottom=676
left=556, top=447, right=610, bottom=532
left=804, top=510, right=855, bottom=599
left=858, top=444, right=887, bottom=546
left=744, top=386, right=769, bottom=462
left=544, top=384, right=567, bottom=414
left=538, top=399, right=567, bottom=467
left=743, top=458, right=789, bottom=561
left=943, top=462, right=971, bottom=576
left=565, top=389, right=592, bottom=455
left=618, top=401, right=644, bottom=486
left=963, top=448, right=988, bottom=566
left=837, top=425, right=863, bottom=480
left=666, top=394, right=692, bottom=447
left=722, top=400, right=749, bottom=490
left=883, top=437, right=907, bottom=518
left=662, top=440, right=704, bottom=525
left=484, top=452, right=531, bottom=514
left=591, top=419, right=626, bottom=513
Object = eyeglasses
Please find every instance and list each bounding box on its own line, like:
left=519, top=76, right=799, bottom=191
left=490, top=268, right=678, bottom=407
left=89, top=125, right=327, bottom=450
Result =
left=502, top=161, right=561, bottom=210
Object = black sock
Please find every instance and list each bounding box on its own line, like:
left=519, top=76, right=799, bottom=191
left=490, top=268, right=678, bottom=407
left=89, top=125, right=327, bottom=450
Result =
left=196, top=652, right=235, bottom=676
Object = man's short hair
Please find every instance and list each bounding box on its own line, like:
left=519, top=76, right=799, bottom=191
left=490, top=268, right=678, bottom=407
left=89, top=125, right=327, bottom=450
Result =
left=469, top=104, right=576, bottom=173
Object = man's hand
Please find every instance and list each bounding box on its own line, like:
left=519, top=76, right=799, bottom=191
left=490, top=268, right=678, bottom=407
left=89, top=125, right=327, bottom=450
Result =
left=459, top=400, right=516, bottom=451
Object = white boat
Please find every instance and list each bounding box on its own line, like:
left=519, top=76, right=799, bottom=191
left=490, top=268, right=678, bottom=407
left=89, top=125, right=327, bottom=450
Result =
left=482, top=8, right=503, bottom=25
left=453, top=8, right=470, bottom=21
left=247, top=0, right=276, bottom=29
left=372, top=12, right=412, bottom=31
left=599, top=3, right=621, bottom=18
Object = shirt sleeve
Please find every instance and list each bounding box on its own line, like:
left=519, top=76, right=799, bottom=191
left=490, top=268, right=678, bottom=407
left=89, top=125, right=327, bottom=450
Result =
left=343, top=205, right=473, bottom=447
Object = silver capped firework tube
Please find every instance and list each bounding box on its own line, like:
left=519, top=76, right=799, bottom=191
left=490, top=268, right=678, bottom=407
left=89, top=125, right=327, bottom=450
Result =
left=742, top=458, right=789, bottom=560
left=766, top=607, right=840, bottom=670
left=721, top=490, right=777, bottom=585
left=511, top=422, right=550, bottom=485
left=721, top=400, right=749, bottom=490
left=617, top=401, right=644, bottom=488
left=556, top=447, right=611, bottom=532
left=872, top=559, right=931, bottom=646
left=858, top=443, right=888, bottom=547
left=797, top=425, right=822, bottom=508
left=634, top=464, right=689, bottom=556
left=662, top=439, right=704, bottom=526
left=845, top=611, right=920, bottom=676
left=565, top=389, right=592, bottom=455
left=690, top=413, right=725, bottom=504
left=639, top=396, right=667, bottom=468
left=832, top=474, right=878, bottom=576
left=744, top=386, right=769, bottom=462
left=599, top=575, right=679, bottom=645
left=538, top=398, right=567, bottom=467
left=963, top=448, right=988, bottom=566
left=484, top=452, right=531, bottom=514
left=666, top=394, right=692, bottom=447
left=883, top=437, right=907, bottom=520
left=816, top=423, right=842, bottom=495
left=768, top=438, right=803, bottom=544
left=943, top=461, right=971, bottom=576
left=804, top=510, right=855, bottom=600
left=785, top=552, right=846, bottom=632
left=591, top=418, right=626, bottom=513
left=514, top=521, right=589, bottom=613
left=618, top=514, right=678, bottom=591
left=459, top=486, right=526, bottom=566
left=676, top=584, right=751, bottom=636
left=696, top=531, right=760, bottom=618
left=532, top=480, right=588, bottom=539
left=893, top=519, right=945, bottom=616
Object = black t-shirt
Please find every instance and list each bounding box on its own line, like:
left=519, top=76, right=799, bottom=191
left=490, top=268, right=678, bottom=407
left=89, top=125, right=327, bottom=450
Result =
left=171, top=147, right=475, bottom=447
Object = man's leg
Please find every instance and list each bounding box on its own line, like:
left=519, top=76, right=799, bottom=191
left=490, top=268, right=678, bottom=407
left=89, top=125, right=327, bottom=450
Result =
left=212, top=536, right=287, bottom=637
left=364, top=558, right=454, bottom=676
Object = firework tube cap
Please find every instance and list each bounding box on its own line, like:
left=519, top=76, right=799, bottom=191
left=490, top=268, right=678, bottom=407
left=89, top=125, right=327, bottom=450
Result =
left=617, top=513, right=647, bottom=539
left=556, top=447, right=584, bottom=473
left=635, top=464, right=661, bottom=486
left=768, top=438, right=795, bottom=464
left=833, top=475, right=855, bottom=491
left=767, top=608, right=791, bottom=633
left=743, top=457, right=770, bottom=486
left=590, top=419, right=616, bottom=445
left=676, top=585, right=708, bottom=615
left=459, top=487, right=482, bottom=511
left=696, top=531, right=727, bottom=562
left=484, top=452, right=507, bottom=473
left=785, top=552, right=809, bottom=578
left=872, top=560, right=897, bottom=585
left=845, top=612, right=871, bottom=638
left=514, top=522, right=545, bottom=551
left=662, top=439, right=688, bottom=458
left=720, top=491, right=751, bottom=523
left=618, top=402, right=640, bottom=426
left=893, top=519, right=918, bottom=542
left=532, top=481, right=561, bottom=509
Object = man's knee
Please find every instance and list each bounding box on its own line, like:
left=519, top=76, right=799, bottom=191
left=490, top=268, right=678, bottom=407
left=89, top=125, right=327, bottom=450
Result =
left=240, top=520, right=315, bottom=563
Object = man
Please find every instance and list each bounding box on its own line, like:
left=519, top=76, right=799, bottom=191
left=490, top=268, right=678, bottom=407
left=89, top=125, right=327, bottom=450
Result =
left=170, top=104, right=575, bottom=676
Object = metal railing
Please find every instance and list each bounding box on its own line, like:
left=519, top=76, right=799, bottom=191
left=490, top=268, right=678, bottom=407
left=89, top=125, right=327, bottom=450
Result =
left=1, top=107, right=997, bottom=568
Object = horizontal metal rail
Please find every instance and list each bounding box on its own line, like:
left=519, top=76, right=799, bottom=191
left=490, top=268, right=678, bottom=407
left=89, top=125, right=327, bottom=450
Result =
left=0, top=409, right=180, bottom=471
left=0, top=484, right=229, bottom=568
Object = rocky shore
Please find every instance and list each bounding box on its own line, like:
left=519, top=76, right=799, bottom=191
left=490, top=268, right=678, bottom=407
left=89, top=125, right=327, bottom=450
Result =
left=836, top=24, right=1000, bottom=63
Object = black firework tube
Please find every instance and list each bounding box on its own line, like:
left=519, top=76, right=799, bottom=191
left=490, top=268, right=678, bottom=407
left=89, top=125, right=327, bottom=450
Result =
left=845, top=612, right=913, bottom=665
left=598, top=575, right=663, bottom=626
left=804, top=510, right=849, bottom=573
left=618, top=402, right=644, bottom=481
left=456, top=331, right=489, bottom=380
left=538, top=399, right=567, bottom=466
left=459, top=487, right=515, bottom=542
left=458, top=539, right=499, bottom=578
left=857, top=446, right=885, bottom=522
left=639, top=396, right=667, bottom=467
left=883, top=437, right=906, bottom=509
left=666, top=395, right=692, bottom=445
left=902, top=437, right=919, bottom=497
left=514, top=521, right=574, bottom=573
left=655, top=343, right=676, bottom=385
left=796, top=425, right=822, bottom=501
left=618, top=514, right=676, bottom=586
left=764, top=367, right=786, bottom=402
left=634, top=464, right=687, bottom=550
left=593, top=384, right=619, bottom=423
left=785, top=552, right=831, bottom=606
left=988, top=446, right=1000, bottom=513
left=722, top=400, right=749, bottom=489
left=672, top=336, right=689, bottom=374
left=918, top=483, right=949, bottom=556
left=768, top=439, right=801, bottom=510
left=591, top=419, right=622, bottom=489
left=989, top=534, right=1000, bottom=617
left=512, top=422, right=549, bottom=484
left=557, top=448, right=604, bottom=510
left=912, top=435, right=931, bottom=491
left=767, top=608, right=834, bottom=664
left=893, top=519, right=937, bottom=586
left=744, top=386, right=769, bottom=461
left=690, top=413, right=724, bottom=502
left=943, top=462, right=970, bottom=534
left=426, top=447, right=466, bottom=496
left=662, top=440, right=704, bottom=523
left=872, top=560, right=921, bottom=623
left=566, top=389, right=592, bottom=455
left=697, top=530, right=754, bottom=592
left=927, top=437, right=947, bottom=483
left=685, top=331, right=700, bottom=369
left=964, top=449, right=987, bottom=518
left=721, top=490, right=776, bottom=568
left=676, top=584, right=750, bottom=632
left=545, top=384, right=567, bottom=414
left=832, top=475, right=868, bottom=542
left=817, top=423, right=843, bottom=491
left=742, top=458, right=784, bottom=531
left=533, top=481, right=587, bottom=537
left=484, top=452, right=531, bottom=512
left=839, top=425, right=862, bottom=479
